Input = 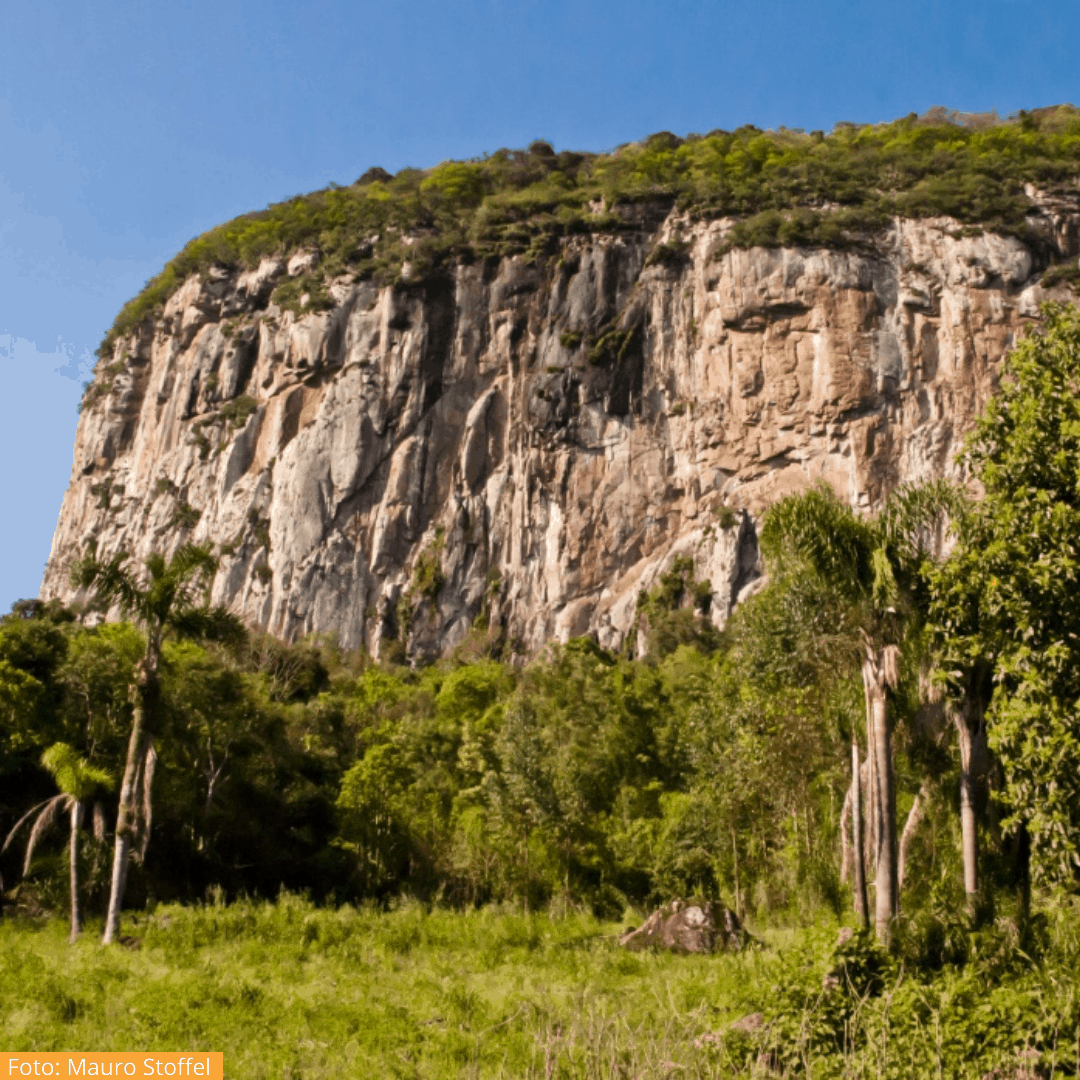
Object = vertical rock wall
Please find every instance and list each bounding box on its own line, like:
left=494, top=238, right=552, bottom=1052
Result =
left=41, top=200, right=1080, bottom=658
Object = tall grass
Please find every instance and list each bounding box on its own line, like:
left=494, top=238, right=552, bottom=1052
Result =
left=2, top=896, right=1078, bottom=1077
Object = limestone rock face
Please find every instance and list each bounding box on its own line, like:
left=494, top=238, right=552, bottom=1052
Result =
left=41, top=199, right=1080, bottom=658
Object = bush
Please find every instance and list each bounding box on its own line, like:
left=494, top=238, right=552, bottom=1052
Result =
left=219, top=395, right=258, bottom=430
left=170, top=502, right=201, bottom=529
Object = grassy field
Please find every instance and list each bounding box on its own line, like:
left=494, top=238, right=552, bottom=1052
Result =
left=1, top=897, right=1078, bottom=1078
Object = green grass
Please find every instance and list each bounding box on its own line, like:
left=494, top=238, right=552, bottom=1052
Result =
left=3, top=898, right=1079, bottom=1078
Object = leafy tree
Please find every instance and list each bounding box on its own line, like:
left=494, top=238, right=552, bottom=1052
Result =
left=0, top=600, right=74, bottom=756
left=336, top=743, right=413, bottom=898
left=156, top=641, right=257, bottom=862
left=635, top=557, right=721, bottom=659
left=70, top=542, right=245, bottom=943
left=490, top=696, right=559, bottom=909
left=3, top=743, right=112, bottom=941
left=57, top=622, right=143, bottom=764
left=930, top=303, right=1080, bottom=900
left=0, top=660, right=45, bottom=759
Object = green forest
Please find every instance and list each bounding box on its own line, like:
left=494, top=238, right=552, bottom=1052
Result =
left=7, top=305, right=1080, bottom=1072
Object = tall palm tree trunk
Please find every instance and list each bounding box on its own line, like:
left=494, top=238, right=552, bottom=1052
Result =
left=864, top=692, right=879, bottom=880
left=863, top=647, right=899, bottom=943
left=951, top=700, right=986, bottom=916
left=851, top=739, right=869, bottom=929
left=840, top=782, right=852, bottom=884
left=69, top=800, right=84, bottom=943
left=103, top=651, right=158, bottom=945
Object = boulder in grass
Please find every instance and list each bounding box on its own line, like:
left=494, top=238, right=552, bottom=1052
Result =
left=619, top=898, right=745, bottom=954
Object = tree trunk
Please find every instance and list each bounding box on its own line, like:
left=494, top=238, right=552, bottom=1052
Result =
left=731, top=826, right=742, bottom=921
left=840, top=783, right=852, bottom=885
left=864, top=690, right=879, bottom=879
left=103, top=646, right=159, bottom=945
left=850, top=740, right=869, bottom=930
left=898, top=785, right=928, bottom=893
left=1015, top=818, right=1031, bottom=933
left=863, top=646, right=898, bottom=944
left=951, top=699, right=987, bottom=917
left=69, top=800, right=84, bottom=944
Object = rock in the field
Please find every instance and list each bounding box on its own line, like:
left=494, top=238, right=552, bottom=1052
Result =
left=619, top=898, right=744, bottom=954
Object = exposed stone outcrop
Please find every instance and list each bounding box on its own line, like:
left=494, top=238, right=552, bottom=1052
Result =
left=619, top=899, right=745, bottom=954
left=41, top=196, right=1080, bottom=658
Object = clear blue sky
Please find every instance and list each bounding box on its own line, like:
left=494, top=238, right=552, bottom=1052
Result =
left=2, top=0, right=1077, bottom=609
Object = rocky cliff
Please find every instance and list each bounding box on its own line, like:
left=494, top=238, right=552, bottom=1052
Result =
left=41, top=194, right=1080, bottom=659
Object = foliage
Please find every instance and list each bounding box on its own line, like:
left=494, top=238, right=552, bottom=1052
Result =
left=218, top=395, right=258, bottom=430
left=634, top=557, right=720, bottom=660
left=0, top=594, right=850, bottom=920
left=931, top=303, right=1080, bottom=886
left=170, top=502, right=202, bottom=530
left=39, top=743, right=112, bottom=802
left=96, top=106, right=1080, bottom=360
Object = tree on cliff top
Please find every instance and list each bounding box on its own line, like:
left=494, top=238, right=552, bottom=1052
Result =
left=70, top=542, right=245, bottom=944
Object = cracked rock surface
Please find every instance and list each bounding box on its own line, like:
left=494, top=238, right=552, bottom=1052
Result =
left=42, top=199, right=1080, bottom=659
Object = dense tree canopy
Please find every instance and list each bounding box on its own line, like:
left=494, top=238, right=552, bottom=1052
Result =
left=932, top=303, right=1080, bottom=887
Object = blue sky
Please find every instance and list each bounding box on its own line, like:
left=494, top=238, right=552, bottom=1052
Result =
left=2, top=0, right=1078, bottom=609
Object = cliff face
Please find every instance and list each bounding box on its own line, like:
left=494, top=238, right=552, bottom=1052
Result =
left=42, top=197, right=1080, bottom=658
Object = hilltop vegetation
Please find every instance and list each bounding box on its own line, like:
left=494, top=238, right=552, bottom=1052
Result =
left=99, top=105, right=1080, bottom=358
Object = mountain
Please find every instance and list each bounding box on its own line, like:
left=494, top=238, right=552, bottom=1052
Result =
left=41, top=110, right=1080, bottom=659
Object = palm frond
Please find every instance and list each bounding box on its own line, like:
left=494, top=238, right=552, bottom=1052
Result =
left=760, top=483, right=874, bottom=597
left=144, top=552, right=167, bottom=581
left=871, top=547, right=899, bottom=611
left=2, top=798, right=54, bottom=855
left=169, top=605, right=247, bottom=647
left=142, top=545, right=218, bottom=625
left=22, top=794, right=69, bottom=876
left=42, top=742, right=114, bottom=801
left=879, top=479, right=966, bottom=564
left=70, top=543, right=141, bottom=616
left=167, top=543, right=218, bottom=582
left=68, top=538, right=101, bottom=589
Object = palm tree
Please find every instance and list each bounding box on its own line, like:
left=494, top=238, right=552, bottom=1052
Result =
left=761, top=481, right=957, bottom=943
left=3, top=742, right=112, bottom=942
left=70, top=541, right=245, bottom=944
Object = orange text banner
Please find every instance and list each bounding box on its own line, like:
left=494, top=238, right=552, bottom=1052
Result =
left=0, top=1056, right=222, bottom=1080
